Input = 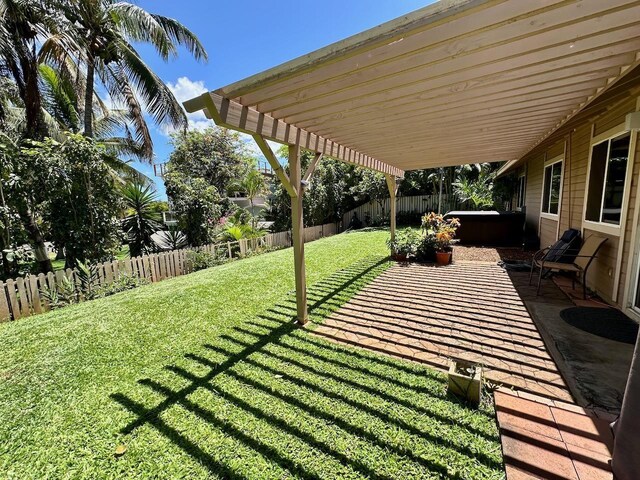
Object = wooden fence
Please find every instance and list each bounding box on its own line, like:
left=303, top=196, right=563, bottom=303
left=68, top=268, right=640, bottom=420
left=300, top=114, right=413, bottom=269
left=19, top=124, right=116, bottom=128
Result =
left=342, top=194, right=461, bottom=228
left=0, top=222, right=338, bottom=322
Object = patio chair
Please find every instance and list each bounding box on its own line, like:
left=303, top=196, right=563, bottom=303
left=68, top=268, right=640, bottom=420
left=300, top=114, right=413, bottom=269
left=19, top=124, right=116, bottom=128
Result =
left=528, top=229, right=582, bottom=284
left=534, top=235, right=608, bottom=299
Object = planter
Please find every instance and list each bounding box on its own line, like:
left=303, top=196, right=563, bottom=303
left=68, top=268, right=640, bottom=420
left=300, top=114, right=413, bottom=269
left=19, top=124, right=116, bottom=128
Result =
left=435, top=251, right=452, bottom=266
left=448, top=360, right=482, bottom=405
left=392, top=252, right=408, bottom=262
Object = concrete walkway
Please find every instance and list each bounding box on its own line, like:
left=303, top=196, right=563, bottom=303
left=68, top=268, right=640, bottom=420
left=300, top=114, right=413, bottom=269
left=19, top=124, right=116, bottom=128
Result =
left=314, top=261, right=573, bottom=402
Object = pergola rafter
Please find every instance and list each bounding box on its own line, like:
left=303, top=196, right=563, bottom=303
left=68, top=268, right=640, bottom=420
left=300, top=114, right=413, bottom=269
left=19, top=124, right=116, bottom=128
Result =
left=185, top=91, right=401, bottom=325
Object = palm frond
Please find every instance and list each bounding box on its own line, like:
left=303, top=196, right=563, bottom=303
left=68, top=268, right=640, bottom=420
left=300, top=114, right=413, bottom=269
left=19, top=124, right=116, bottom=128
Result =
left=107, top=2, right=176, bottom=60
left=100, top=61, right=154, bottom=160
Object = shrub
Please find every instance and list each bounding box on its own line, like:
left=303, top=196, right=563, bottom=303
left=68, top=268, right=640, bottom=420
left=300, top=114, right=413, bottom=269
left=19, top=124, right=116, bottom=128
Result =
left=93, top=274, right=149, bottom=298
left=185, top=249, right=227, bottom=272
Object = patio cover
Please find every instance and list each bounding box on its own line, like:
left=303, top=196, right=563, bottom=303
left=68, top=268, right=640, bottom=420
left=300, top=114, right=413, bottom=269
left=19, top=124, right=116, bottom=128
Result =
left=185, top=0, right=640, bottom=174
left=184, top=3, right=640, bottom=475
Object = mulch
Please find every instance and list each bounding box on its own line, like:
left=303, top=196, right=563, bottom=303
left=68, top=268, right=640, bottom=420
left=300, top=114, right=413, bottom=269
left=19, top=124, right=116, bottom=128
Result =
left=453, top=245, right=534, bottom=263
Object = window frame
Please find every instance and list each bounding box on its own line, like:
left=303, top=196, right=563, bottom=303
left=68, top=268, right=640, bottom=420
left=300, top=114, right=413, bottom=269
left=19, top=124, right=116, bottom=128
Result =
left=583, top=123, right=635, bottom=236
left=539, top=155, right=563, bottom=220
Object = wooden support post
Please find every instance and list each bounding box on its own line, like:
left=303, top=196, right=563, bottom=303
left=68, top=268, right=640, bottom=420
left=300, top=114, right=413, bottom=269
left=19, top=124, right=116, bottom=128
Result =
left=289, top=144, right=308, bottom=324
left=385, top=174, right=397, bottom=244
left=303, top=152, right=323, bottom=185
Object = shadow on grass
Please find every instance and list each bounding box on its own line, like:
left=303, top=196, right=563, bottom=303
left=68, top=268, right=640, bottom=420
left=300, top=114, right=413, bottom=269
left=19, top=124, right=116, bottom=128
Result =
left=111, top=256, right=503, bottom=479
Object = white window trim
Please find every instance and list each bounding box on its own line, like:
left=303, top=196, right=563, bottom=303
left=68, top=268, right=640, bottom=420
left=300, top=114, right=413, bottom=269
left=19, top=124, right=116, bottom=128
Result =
left=539, top=155, right=563, bottom=220
left=516, top=173, right=526, bottom=212
left=581, top=122, right=635, bottom=237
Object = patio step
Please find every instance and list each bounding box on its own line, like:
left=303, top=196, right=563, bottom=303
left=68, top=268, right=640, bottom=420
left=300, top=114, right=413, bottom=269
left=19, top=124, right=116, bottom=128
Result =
left=495, top=389, right=614, bottom=480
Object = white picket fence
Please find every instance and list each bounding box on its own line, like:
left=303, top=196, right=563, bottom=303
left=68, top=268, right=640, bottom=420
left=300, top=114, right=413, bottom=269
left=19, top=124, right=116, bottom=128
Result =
left=0, top=222, right=338, bottom=322
left=342, top=194, right=461, bottom=228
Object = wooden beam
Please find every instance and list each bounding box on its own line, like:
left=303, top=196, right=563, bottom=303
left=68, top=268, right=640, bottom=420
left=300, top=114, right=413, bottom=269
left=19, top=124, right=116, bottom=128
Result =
left=184, top=92, right=403, bottom=178
left=385, top=174, right=397, bottom=244
left=289, top=144, right=308, bottom=325
left=303, top=152, right=323, bottom=184
left=251, top=134, right=297, bottom=198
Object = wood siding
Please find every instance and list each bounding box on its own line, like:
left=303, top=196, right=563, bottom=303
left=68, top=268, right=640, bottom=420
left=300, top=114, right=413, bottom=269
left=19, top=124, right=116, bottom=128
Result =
left=522, top=94, right=640, bottom=307
left=539, top=217, right=559, bottom=249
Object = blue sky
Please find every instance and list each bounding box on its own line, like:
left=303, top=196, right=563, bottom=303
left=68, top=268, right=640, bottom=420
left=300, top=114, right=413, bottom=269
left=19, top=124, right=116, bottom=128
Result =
left=132, top=0, right=434, bottom=198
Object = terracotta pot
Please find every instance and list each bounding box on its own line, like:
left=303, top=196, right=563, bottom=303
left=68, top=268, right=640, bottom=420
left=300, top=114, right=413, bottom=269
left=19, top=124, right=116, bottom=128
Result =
left=392, top=252, right=408, bottom=262
left=435, top=251, right=451, bottom=266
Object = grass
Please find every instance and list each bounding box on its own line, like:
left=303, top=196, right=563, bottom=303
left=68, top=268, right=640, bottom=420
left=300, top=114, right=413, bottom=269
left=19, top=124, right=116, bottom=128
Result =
left=0, top=230, right=503, bottom=479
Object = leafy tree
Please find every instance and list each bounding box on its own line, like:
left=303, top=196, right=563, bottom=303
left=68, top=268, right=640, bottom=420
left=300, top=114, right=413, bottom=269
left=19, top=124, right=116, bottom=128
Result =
left=168, top=127, right=247, bottom=195
left=265, top=148, right=360, bottom=230
left=452, top=165, right=496, bottom=210
left=165, top=128, right=248, bottom=245
left=120, top=181, right=162, bottom=257
left=164, top=172, right=222, bottom=247
left=52, top=0, right=207, bottom=157
left=44, top=135, right=123, bottom=266
left=15, top=134, right=123, bottom=267
left=350, top=169, right=389, bottom=219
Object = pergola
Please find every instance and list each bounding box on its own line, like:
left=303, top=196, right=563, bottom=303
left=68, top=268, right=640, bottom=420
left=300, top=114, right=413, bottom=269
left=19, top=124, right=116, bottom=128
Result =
left=185, top=0, right=640, bottom=323
left=184, top=0, right=640, bottom=474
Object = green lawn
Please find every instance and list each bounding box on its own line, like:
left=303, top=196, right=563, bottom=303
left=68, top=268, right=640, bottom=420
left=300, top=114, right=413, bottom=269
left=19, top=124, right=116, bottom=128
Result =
left=0, top=230, right=503, bottom=479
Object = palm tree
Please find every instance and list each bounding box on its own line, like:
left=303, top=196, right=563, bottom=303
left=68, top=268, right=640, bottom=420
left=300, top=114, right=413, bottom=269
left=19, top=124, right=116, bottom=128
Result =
left=0, top=0, right=69, bottom=272
left=38, top=63, right=152, bottom=183
left=120, top=181, right=162, bottom=257
left=54, top=0, right=207, bottom=159
left=230, top=166, right=268, bottom=226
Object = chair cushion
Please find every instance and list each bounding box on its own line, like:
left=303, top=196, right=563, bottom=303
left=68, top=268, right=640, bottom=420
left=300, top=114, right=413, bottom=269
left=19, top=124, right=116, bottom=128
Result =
left=545, top=229, right=581, bottom=263
left=541, top=261, right=581, bottom=272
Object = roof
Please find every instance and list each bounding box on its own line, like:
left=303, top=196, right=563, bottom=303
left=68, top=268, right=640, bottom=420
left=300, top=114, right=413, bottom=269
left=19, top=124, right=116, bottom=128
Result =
left=186, top=0, right=640, bottom=175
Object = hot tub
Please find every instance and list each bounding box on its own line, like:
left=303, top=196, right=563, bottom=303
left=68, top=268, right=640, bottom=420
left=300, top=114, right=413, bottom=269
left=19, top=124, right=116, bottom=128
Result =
left=443, top=211, right=525, bottom=247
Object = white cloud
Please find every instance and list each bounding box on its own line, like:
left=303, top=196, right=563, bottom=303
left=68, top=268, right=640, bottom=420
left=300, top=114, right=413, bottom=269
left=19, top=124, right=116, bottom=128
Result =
left=163, top=77, right=284, bottom=166
left=164, top=76, right=212, bottom=134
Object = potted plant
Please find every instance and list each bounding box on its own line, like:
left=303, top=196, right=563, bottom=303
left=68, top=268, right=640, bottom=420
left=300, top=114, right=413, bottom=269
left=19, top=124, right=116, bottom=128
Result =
left=421, top=213, right=460, bottom=266
left=448, top=360, right=482, bottom=405
left=387, top=228, right=418, bottom=261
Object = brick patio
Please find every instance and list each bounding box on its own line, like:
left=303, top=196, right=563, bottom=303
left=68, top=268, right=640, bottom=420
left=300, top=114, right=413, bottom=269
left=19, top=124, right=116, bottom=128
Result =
left=314, top=261, right=574, bottom=402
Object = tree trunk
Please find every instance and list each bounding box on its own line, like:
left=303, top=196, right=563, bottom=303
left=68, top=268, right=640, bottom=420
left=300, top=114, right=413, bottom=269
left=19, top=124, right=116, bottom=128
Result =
left=17, top=204, right=52, bottom=273
left=83, top=54, right=95, bottom=138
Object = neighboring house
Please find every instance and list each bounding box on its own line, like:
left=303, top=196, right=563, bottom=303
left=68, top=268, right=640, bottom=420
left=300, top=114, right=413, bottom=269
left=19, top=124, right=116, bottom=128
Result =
left=228, top=194, right=268, bottom=218
left=499, top=66, right=640, bottom=321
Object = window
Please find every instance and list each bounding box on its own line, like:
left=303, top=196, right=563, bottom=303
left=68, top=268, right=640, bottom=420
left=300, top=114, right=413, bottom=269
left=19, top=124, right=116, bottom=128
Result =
left=585, top=132, right=631, bottom=225
left=542, top=159, right=562, bottom=215
left=516, top=175, right=526, bottom=210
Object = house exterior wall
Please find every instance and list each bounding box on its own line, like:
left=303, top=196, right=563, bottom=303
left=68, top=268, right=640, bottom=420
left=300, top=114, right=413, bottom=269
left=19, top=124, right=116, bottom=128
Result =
left=520, top=94, right=640, bottom=313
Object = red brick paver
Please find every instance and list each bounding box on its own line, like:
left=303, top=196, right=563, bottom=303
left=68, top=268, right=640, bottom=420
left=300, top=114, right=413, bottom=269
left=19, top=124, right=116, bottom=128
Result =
left=495, top=390, right=613, bottom=480
left=314, top=262, right=573, bottom=402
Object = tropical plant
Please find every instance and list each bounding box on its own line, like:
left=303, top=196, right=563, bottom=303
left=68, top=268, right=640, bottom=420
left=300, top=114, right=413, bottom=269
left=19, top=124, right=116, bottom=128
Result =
left=155, top=226, right=187, bottom=251
left=386, top=228, right=422, bottom=256
left=452, top=164, right=496, bottom=210
left=75, top=260, right=100, bottom=300
left=219, top=208, right=264, bottom=241
left=120, top=181, right=162, bottom=257
left=50, top=0, right=207, bottom=157
left=0, top=0, right=63, bottom=140
left=40, top=276, right=77, bottom=309
left=230, top=165, right=267, bottom=225
left=421, top=212, right=460, bottom=253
